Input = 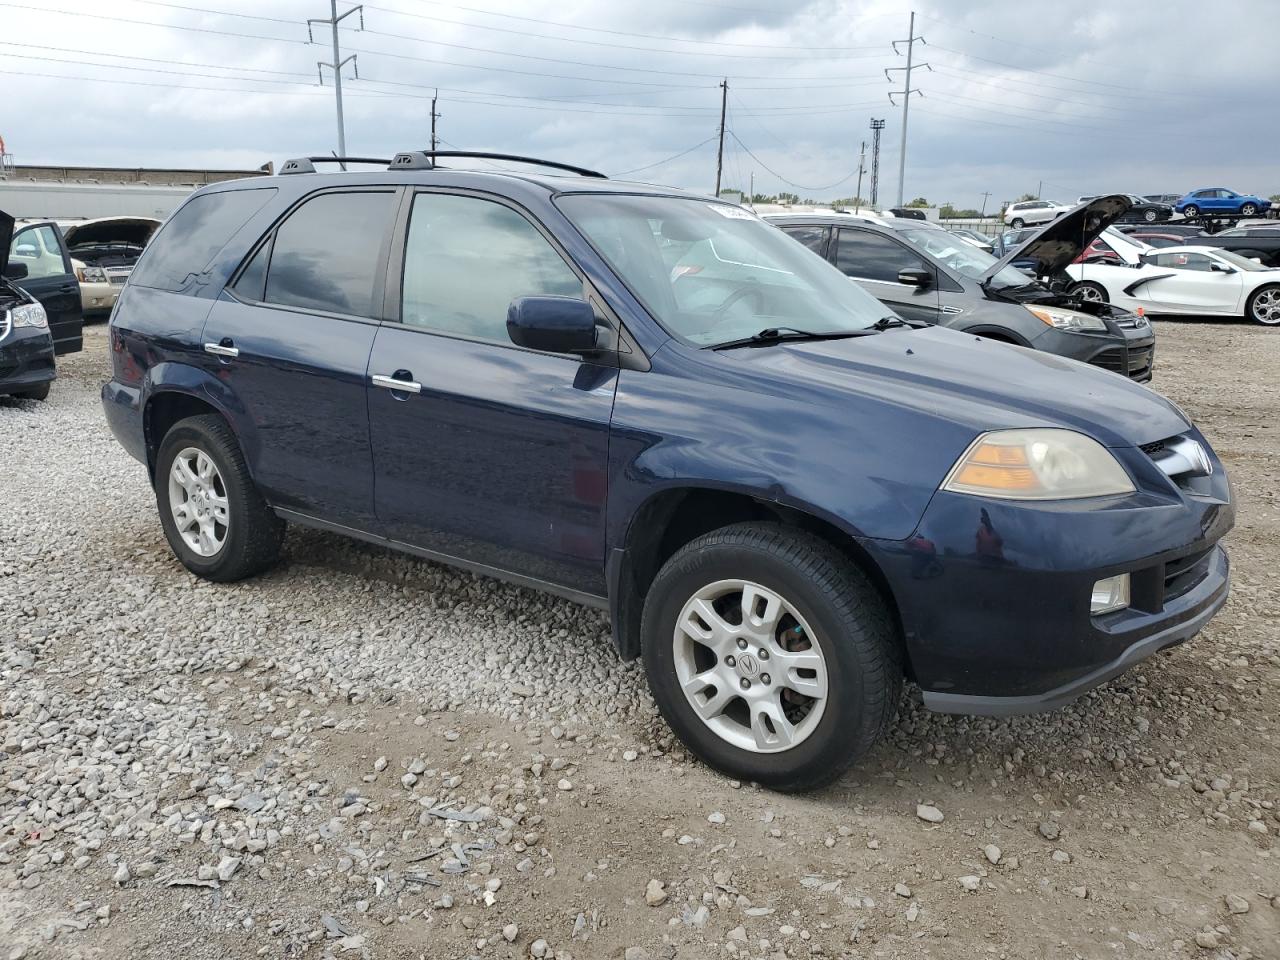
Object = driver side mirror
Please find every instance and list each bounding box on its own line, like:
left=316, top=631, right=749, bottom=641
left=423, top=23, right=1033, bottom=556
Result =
left=898, top=268, right=933, bottom=288
left=507, top=296, right=599, bottom=354
left=1210, top=261, right=1235, bottom=274
left=3, top=262, right=29, bottom=281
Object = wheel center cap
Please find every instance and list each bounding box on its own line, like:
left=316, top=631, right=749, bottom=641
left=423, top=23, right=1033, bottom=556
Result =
left=737, top=653, right=759, bottom=678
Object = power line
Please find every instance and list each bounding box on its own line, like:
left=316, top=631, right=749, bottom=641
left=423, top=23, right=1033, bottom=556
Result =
left=122, top=0, right=303, bottom=27
left=615, top=136, right=719, bottom=177
left=928, top=42, right=1187, bottom=97
left=929, top=65, right=1134, bottom=111
left=0, top=41, right=316, bottom=79
left=0, top=2, right=310, bottom=43
left=727, top=131, right=861, bottom=193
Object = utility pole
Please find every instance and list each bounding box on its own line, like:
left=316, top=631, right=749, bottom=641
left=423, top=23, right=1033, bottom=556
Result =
left=869, top=118, right=885, bottom=208
left=430, top=89, right=441, bottom=152
left=714, top=78, right=728, bottom=197
left=854, top=141, right=866, bottom=213
left=1036, top=180, right=1042, bottom=199
left=308, top=0, right=364, bottom=162
left=886, top=11, right=927, bottom=207
left=748, top=170, right=754, bottom=209
left=980, top=191, right=991, bottom=217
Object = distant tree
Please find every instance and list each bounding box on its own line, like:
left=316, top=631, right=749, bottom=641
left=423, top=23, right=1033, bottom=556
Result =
left=777, top=191, right=800, bottom=204
left=1016, top=192, right=1038, bottom=202
left=906, top=196, right=930, bottom=207
left=1271, top=194, right=1280, bottom=202
left=940, top=204, right=983, bottom=219
left=829, top=196, right=868, bottom=208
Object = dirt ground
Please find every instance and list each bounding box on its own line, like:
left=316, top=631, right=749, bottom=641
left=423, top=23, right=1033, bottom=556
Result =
left=1, top=320, right=1277, bottom=960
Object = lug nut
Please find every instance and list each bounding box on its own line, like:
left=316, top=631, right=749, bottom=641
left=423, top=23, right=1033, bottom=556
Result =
left=725, top=655, right=736, bottom=667
left=736, top=638, right=748, bottom=650
left=758, top=649, right=769, bottom=661
left=760, top=673, right=771, bottom=685
left=739, top=678, right=751, bottom=690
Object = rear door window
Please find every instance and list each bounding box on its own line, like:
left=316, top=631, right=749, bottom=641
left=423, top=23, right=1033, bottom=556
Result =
left=834, top=228, right=929, bottom=283
left=131, top=188, right=276, bottom=291
left=263, top=191, right=398, bottom=318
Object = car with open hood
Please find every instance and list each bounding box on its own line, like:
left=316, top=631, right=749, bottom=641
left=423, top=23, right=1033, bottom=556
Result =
left=1, top=210, right=58, bottom=400
left=768, top=196, right=1155, bottom=381
left=59, top=217, right=163, bottom=318
left=7, top=217, right=83, bottom=354
left=1065, top=230, right=1280, bottom=324
left=101, top=155, right=1232, bottom=791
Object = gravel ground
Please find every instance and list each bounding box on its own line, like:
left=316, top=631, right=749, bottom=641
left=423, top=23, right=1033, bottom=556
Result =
left=2, top=320, right=1277, bottom=960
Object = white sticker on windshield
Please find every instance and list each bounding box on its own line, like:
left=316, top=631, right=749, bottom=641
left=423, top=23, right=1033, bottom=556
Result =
left=707, top=204, right=756, bottom=220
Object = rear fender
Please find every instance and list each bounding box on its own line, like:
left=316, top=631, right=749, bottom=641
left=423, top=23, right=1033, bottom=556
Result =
left=141, top=361, right=256, bottom=475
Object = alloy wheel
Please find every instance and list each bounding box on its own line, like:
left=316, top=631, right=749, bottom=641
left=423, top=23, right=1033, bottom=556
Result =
left=1242, top=204, right=1257, bottom=217
left=1074, top=283, right=1105, bottom=304
left=672, top=579, right=829, bottom=753
left=1184, top=205, right=1199, bottom=217
left=1252, top=288, right=1280, bottom=325
left=1144, top=209, right=1157, bottom=222
left=167, top=446, right=230, bottom=557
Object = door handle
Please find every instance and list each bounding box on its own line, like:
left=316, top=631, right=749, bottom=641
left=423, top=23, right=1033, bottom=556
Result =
left=371, top=373, right=422, bottom=394
left=204, top=341, right=239, bottom=358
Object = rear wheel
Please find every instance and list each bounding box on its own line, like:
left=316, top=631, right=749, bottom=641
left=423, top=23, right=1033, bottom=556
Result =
left=18, top=382, right=51, bottom=401
left=1246, top=284, right=1280, bottom=325
left=1071, top=280, right=1110, bottom=304
left=1010, top=217, right=1025, bottom=228
left=1241, top=203, right=1258, bottom=217
left=641, top=523, right=901, bottom=792
left=155, top=414, right=284, bottom=581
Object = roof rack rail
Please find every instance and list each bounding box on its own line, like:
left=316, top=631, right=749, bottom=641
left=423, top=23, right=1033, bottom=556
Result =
left=279, top=156, right=392, bottom=175
left=388, top=150, right=606, bottom=179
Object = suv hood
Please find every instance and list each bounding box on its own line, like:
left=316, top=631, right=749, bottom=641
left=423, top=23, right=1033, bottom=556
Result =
left=730, top=326, right=1187, bottom=449
left=984, top=194, right=1132, bottom=282
left=61, top=216, right=162, bottom=249
left=1, top=209, right=13, bottom=275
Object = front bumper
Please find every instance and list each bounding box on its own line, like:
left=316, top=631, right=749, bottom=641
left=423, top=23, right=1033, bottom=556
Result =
left=0, top=326, right=57, bottom=394
left=81, top=281, right=119, bottom=318
left=867, top=441, right=1233, bottom=711
left=1033, top=319, right=1155, bottom=382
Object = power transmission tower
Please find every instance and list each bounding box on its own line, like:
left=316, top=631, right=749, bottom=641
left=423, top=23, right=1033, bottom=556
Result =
left=430, top=89, right=441, bottom=152
left=854, top=141, right=866, bottom=213
left=714, top=78, right=728, bottom=197
left=869, top=118, right=885, bottom=208
left=886, top=11, right=928, bottom=207
left=980, top=191, right=991, bottom=216
left=309, top=1, right=364, bottom=163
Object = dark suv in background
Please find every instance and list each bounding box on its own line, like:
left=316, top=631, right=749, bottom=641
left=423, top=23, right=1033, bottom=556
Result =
left=769, top=199, right=1156, bottom=382
left=102, top=155, right=1232, bottom=790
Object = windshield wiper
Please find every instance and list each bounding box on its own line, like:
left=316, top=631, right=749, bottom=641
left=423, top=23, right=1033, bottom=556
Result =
left=709, top=326, right=879, bottom=351
left=871, top=315, right=909, bottom=330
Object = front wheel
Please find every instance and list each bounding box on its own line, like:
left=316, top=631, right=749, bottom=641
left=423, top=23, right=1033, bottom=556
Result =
left=1241, top=203, right=1258, bottom=217
left=1183, top=204, right=1199, bottom=218
left=1071, top=280, right=1110, bottom=304
left=1010, top=217, right=1025, bottom=228
left=155, top=414, right=284, bottom=581
left=641, top=523, right=901, bottom=792
left=1246, top=284, right=1280, bottom=325
left=1143, top=209, right=1158, bottom=222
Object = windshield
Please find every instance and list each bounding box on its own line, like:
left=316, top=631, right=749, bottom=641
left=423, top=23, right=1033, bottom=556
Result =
left=557, top=194, right=892, bottom=345
left=896, top=226, right=1029, bottom=289
left=1213, top=249, right=1275, bottom=271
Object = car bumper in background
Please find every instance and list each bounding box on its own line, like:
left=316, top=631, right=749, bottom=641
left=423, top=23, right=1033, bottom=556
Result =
left=81, top=281, right=120, bottom=318
left=101, top=379, right=147, bottom=465
left=0, top=326, right=57, bottom=393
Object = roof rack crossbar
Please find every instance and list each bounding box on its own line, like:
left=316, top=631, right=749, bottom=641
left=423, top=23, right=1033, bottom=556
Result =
left=389, top=150, right=606, bottom=179
left=279, top=156, right=393, bottom=175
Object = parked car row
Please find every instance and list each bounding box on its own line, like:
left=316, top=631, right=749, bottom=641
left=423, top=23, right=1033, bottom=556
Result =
left=90, top=161, right=1233, bottom=790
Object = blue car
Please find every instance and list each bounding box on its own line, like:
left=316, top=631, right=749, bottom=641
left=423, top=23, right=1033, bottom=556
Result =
left=1176, top=188, right=1272, bottom=218
left=102, top=152, right=1234, bottom=790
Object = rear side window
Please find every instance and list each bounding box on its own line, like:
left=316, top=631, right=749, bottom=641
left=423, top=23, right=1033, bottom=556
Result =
left=780, top=225, right=829, bottom=257
left=399, top=193, right=581, bottom=342
left=263, top=191, right=397, bottom=317
left=131, top=188, right=276, bottom=292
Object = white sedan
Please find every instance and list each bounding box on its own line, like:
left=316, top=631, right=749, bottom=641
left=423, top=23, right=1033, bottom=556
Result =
left=1066, top=232, right=1280, bottom=325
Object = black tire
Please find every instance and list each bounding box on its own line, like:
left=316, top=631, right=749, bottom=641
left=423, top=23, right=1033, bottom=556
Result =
left=1183, top=204, right=1199, bottom=218
left=1010, top=217, right=1025, bottom=229
left=640, top=523, right=901, bottom=792
left=1241, top=203, right=1258, bottom=217
left=1071, top=280, right=1110, bottom=304
left=18, top=381, right=51, bottom=401
left=154, top=414, right=284, bottom=582
left=1245, top=284, right=1280, bottom=326
left=1143, top=209, right=1158, bottom=222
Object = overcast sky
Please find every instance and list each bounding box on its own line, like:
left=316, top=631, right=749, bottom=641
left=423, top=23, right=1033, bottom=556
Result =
left=1, top=0, right=1277, bottom=209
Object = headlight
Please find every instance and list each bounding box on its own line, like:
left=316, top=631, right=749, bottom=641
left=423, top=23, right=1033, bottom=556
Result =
left=10, top=302, right=48, bottom=329
left=942, top=428, right=1135, bottom=500
left=76, top=265, right=109, bottom=283
left=1024, top=304, right=1107, bottom=332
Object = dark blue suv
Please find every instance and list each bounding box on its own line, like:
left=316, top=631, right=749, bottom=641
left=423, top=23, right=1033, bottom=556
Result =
left=102, top=153, right=1234, bottom=791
